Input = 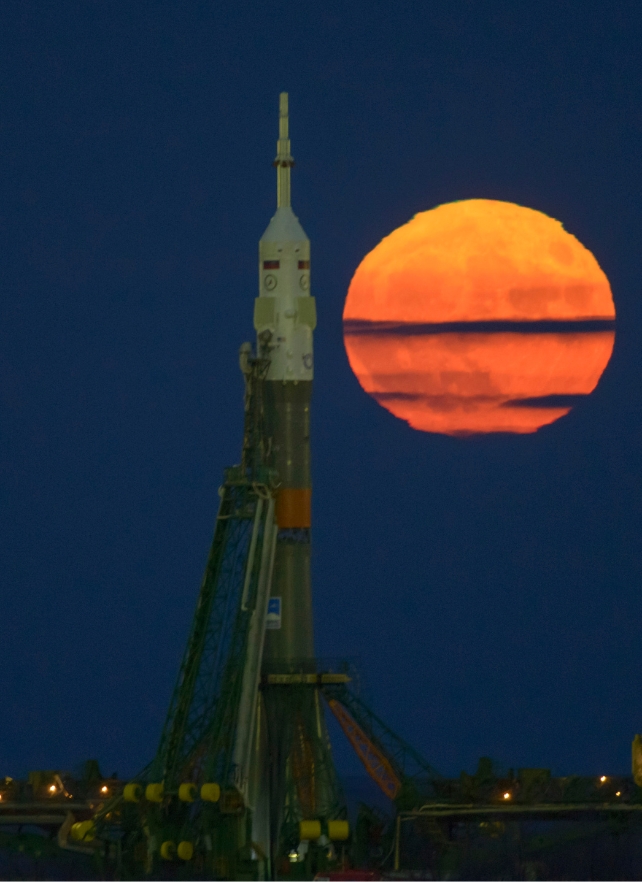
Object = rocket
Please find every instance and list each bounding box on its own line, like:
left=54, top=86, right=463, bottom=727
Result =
left=247, top=96, right=338, bottom=865
left=255, top=93, right=317, bottom=665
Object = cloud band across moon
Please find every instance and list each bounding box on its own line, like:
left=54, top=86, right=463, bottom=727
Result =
left=343, top=325, right=615, bottom=435
left=344, top=318, right=616, bottom=334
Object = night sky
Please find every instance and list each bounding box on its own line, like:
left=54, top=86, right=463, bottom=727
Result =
left=1, top=1, right=641, bottom=785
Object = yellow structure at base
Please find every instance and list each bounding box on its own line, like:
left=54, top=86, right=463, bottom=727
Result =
left=178, top=782, right=197, bottom=802
left=160, top=840, right=175, bottom=860
left=328, top=820, right=349, bottom=841
left=201, top=782, right=221, bottom=802
left=123, top=782, right=142, bottom=802
left=299, top=820, right=321, bottom=840
left=177, top=841, right=194, bottom=861
left=71, top=820, right=95, bottom=841
left=146, top=782, right=164, bottom=803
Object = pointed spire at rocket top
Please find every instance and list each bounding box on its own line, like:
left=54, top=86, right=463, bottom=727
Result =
left=260, top=92, right=307, bottom=243
left=274, top=92, right=294, bottom=208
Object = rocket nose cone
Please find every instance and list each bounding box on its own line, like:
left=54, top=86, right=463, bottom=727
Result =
left=261, top=207, right=309, bottom=243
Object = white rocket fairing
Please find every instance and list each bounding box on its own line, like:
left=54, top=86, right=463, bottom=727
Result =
left=254, top=93, right=317, bottom=379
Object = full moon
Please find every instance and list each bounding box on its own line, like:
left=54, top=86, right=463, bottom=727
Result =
left=343, top=200, right=615, bottom=435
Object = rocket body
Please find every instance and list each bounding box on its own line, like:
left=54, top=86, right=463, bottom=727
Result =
left=254, top=95, right=317, bottom=664
left=247, top=95, right=340, bottom=869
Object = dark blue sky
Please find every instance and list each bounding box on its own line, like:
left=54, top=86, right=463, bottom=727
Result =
left=1, top=1, right=641, bottom=783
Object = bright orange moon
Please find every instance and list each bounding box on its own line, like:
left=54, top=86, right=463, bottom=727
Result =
left=343, top=200, right=615, bottom=435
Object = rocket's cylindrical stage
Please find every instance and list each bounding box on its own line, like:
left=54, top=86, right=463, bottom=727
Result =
left=255, top=93, right=317, bottom=665
left=247, top=95, right=341, bottom=868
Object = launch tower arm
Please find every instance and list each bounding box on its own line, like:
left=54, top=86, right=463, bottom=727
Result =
left=323, top=684, right=441, bottom=803
left=326, top=698, right=402, bottom=799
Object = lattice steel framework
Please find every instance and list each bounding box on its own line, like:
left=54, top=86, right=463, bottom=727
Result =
left=152, top=350, right=274, bottom=792
left=154, top=479, right=268, bottom=790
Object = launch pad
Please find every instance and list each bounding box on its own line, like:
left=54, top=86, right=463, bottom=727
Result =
left=2, top=95, right=642, bottom=881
